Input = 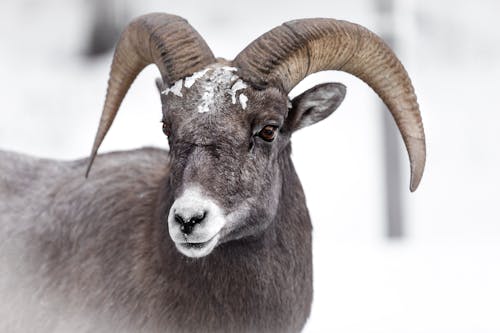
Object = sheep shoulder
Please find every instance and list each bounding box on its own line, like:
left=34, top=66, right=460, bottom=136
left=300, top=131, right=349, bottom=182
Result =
left=0, top=148, right=170, bottom=332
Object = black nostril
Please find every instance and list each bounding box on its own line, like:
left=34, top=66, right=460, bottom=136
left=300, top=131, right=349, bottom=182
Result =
left=174, top=212, right=207, bottom=235
left=174, top=214, right=185, bottom=225
left=189, top=212, right=206, bottom=224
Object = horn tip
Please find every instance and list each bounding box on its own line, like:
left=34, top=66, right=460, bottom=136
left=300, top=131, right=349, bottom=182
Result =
left=409, top=150, right=426, bottom=192
left=84, top=165, right=91, bottom=179
left=409, top=177, right=421, bottom=192
left=84, top=161, right=93, bottom=179
left=84, top=149, right=98, bottom=179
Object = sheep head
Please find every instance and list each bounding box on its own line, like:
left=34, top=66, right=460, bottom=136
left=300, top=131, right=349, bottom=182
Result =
left=86, top=13, right=426, bottom=258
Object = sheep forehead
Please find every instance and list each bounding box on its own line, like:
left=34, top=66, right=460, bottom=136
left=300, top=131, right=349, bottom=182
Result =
left=162, top=65, right=250, bottom=113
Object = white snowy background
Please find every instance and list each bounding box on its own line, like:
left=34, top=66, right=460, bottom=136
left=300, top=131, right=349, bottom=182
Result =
left=1, top=0, right=499, bottom=332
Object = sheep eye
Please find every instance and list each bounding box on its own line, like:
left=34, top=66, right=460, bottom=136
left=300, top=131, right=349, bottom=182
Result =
left=258, top=125, right=278, bottom=142
left=162, top=121, right=171, bottom=137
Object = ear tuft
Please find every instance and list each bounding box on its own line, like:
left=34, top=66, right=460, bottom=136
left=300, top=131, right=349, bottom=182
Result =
left=286, top=82, right=346, bottom=132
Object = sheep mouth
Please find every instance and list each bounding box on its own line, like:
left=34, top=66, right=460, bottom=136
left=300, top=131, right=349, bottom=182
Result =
left=175, top=233, right=220, bottom=257
left=180, top=240, right=211, bottom=250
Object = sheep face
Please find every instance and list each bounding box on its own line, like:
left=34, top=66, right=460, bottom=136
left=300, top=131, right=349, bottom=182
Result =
left=159, top=63, right=346, bottom=258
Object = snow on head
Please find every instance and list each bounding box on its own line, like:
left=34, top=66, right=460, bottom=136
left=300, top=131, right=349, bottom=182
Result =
left=161, top=64, right=250, bottom=113
left=161, top=79, right=184, bottom=97
left=198, top=90, right=214, bottom=113
left=184, top=68, right=210, bottom=88
left=239, top=94, right=248, bottom=110
left=195, top=65, right=249, bottom=113
left=229, top=79, right=248, bottom=104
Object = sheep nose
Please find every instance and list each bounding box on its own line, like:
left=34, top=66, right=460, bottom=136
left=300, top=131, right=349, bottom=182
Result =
left=174, top=212, right=206, bottom=235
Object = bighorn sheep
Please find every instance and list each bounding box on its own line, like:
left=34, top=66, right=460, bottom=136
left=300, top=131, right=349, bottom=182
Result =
left=0, top=13, right=426, bottom=333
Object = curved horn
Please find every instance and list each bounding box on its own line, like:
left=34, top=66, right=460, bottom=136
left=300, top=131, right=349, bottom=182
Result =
left=234, top=18, right=425, bottom=191
left=86, top=13, right=215, bottom=177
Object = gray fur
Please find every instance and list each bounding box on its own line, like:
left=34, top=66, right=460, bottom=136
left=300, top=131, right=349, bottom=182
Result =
left=0, top=64, right=346, bottom=332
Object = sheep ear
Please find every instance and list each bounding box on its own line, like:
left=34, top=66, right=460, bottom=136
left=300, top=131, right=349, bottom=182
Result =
left=285, top=82, right=346, bottom=132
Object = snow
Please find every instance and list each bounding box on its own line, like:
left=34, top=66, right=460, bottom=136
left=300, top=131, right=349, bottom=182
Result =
left=195, top=65, right=241, bottom=113
left=229, top=79, right=248, bottom=104
left=238, top=93, right=248, bottom=110
left=197, top=90, right=214, bottom=114
left=162, top=79, right=184, bottom=97
left=1, top=0, right=500, bottom=332
left=184, top=68, right=210, bottom=88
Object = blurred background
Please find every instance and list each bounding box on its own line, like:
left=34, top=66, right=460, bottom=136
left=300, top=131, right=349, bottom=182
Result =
left=1, top=0, right=499, bottom=332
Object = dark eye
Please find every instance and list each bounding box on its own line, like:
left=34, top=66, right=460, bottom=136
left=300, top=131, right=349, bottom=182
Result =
left=257, top=125, right=278, bottom=142
left=162, top=121, right=171, bottom=137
